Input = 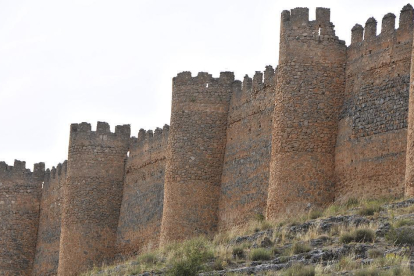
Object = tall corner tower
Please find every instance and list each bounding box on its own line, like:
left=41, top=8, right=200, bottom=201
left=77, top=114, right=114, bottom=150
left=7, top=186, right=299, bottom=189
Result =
left=160, top=71, right=234, bottom=246
left=58, top=122, right=130, bottom=276
left=267, top=8, right=346, bottom=219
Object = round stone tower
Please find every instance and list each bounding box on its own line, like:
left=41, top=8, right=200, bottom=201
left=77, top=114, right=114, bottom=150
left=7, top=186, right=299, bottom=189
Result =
left=0, top=160, right=45, bottom=276
left=267, top=8, right=346, bottom=219
left=160, top=71, right=234, bottom=245
left=58, top=122, right=130, bottom=276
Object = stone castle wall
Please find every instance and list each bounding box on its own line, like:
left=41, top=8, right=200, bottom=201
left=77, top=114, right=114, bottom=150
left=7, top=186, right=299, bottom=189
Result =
left=1, top=4, right=414, bottom=275
left=335, top=5, right=414, bottom=202
left=116, top=125, right=169, bottom=258
left=33, top=162, right=67, bottom=276
left=218, top=68, right=275, bottom=230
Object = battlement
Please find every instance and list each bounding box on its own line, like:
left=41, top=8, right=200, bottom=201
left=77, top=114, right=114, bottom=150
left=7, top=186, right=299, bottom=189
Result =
left=130, top=125, right=170, bottom=155
left=350, top=4, right=414, bottom=46
left=49, top=161, right=67, bottom=180
left=173, top=71, right=235, bottom=86
left=69, top=122, right=131, bottom=144
left=280, top=7, right=341, bottom=42
left=0, top=160, right=45, bottom=176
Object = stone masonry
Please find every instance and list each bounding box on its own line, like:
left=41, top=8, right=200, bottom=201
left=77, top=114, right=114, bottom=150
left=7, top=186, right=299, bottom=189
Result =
left=1, top=4, right=414, bottom=275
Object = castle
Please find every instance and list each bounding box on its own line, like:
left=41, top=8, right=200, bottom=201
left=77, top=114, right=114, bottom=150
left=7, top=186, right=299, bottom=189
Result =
left=1, top=4, right=414, bottom=275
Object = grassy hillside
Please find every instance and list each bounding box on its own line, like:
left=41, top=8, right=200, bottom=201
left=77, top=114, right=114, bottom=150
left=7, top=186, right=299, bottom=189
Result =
left=84, top=197, right=414, bottom=276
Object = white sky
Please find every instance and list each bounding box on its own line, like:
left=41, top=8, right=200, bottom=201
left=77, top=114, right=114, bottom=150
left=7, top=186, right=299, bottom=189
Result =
left=0, top=0, right=410, bottom=170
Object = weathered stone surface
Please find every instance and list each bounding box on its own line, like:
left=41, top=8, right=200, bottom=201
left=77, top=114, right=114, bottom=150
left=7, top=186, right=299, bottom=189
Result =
left=1, top=4, right=414, bottom=275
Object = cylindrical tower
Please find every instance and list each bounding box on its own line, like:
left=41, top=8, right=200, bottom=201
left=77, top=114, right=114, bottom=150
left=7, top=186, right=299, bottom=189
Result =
left=58, top=122, right=130, bottom=276
left=267, top=8, right=346, bottom=219
left=160, top=71, right=234, bottom=246
left=0, top=160, right=45, bottom=276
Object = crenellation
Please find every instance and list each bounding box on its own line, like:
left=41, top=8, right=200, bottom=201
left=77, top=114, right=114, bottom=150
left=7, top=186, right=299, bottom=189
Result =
left=146, top=129, right=154, bottom=139
left=14, top=159, right=26, bottom=171
left=97, top=121, right=111, bottom=133
left=381, top=13, right=396, bottom=35
left=316, top=7, right=330, bottom=26
left=252, top=71, right=263, bottom=91
left=290, top=7, right=309, bottom=27
left=399, top=4, right=414, bottom=31
left=242, top=75, right=252, bottom=94
left=138, top=128, right=146, bottom=141
left=154, top=127, right=163, bottom=138
left=51, top=166, right=56, bottom=179
left=351, top=24, right=364, bottom=45
left=264, top=65, right=275, bottom=85
left=364, top=17, right=377, bottom=40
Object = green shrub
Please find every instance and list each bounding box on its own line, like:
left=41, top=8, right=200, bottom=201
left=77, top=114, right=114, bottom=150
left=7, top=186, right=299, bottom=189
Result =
left=138, top=252, right=158, bottom=265
left=291, top=242, right=312, bottom=254
left=339, top=232, right=355, bottom=244
left=250, top=248, right=271, bottom=261
left=358, top=202, right=383, bottom=216
left=255, top=213, right=265, bottom=222
left=166, top=237, right=213, bottom=276
left=211, top=259, right=224, bottom=271
left=354, top=267, right=380, bottom=276
left=281, top=263, right=315, bottom=276
left=271, top=247, right=283, bottom=256
left=387, top=226, right=414, bottom=246
left=340, top=229, right=375, bottom=244
left=367, top=248, right=383, bottom=258
left=395, top=219, right=414, bottom=228
left=308, top=209, right=323, bottom=220
left=232, top=247, right=244, bottom=259
left=354, top=229, right=375, bottom=243
left=345, top=198, right=359, bottom=208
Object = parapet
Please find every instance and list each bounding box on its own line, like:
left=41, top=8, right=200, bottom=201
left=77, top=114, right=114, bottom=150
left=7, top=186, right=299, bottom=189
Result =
left=280, top=7, right=340, bottom=42
left=128, top=125, right=170, bottom=165
left=0, top=160, right=45, bottom=184
left=173, top=71, right=235, bottom=86
left=69, top=122, right=131, bottom=143
left=349, top=4, right=414, bottom=47
left=130, top=125, right=170, bottom=151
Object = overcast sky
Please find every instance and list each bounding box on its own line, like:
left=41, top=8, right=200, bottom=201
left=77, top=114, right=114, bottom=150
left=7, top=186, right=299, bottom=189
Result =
left=0, top=0, right=410, bottom=170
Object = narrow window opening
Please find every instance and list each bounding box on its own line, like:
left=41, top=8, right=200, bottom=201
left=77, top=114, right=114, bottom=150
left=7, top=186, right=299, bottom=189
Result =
left=127, top=151, right=130, bottom=157
left=318, top=26, right=321, bottom=36
left=206, top=83, right=209, bottom=88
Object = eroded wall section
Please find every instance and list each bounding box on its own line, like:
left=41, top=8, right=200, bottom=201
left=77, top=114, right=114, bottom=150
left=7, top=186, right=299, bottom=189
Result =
left=219, top=67, right=275, bottom=230
left=336, top=5, right=413, bottom=201
left=116, top=126, right=168, bottom=257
